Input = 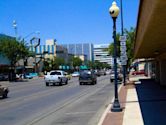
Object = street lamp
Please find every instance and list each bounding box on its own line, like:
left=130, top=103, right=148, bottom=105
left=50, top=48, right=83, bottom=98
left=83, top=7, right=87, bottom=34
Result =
left=109, top=1, right=122, bottom=112
left=30, top=37, right=40, bottom=73
left=12, top=20, right=17, bottom=39
left=24, top=31, right=40, bottom=40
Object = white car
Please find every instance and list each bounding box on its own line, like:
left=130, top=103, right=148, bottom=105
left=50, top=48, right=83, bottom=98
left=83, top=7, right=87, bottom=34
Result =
left=44, top=70, right=68, bottom=86
left=71, top=72, right=80, bottom=77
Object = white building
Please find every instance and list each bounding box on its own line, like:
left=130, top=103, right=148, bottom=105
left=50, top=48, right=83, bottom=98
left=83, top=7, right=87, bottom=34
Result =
left=94, top=44, right=113, bottom=66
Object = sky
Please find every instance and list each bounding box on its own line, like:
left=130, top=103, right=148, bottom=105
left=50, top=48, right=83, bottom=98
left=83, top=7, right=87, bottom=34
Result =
left=0, top=0, right=139, bottom=45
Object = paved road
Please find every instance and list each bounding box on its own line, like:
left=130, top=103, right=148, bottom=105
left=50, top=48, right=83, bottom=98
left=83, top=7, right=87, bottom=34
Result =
left=0, top=75, right=115, bottom=125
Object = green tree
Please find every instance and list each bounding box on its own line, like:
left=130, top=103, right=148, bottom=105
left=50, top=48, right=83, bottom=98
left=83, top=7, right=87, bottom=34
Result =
left=107, top=33, right=121, bottom=57
left=125, top=27, right=135, bottom=67
left=0, top=35, right=29, bottom=68
left=53, top=57, right=65, bottom=70
left=71, top=57, right=82, bottom=68
left=86, top=60, right=94, bottom=69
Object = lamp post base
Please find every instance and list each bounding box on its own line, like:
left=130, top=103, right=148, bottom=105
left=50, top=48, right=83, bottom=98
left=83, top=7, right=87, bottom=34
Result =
left=111, top=99, right=122, bottom=112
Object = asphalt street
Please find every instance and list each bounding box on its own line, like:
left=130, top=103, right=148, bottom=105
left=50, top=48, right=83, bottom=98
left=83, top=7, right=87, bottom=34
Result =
left=0, top=75, right=115, bottom=125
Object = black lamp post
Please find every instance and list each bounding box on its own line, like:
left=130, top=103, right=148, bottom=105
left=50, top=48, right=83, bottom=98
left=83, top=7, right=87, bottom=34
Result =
left=109, top=1, right=122, bottom=112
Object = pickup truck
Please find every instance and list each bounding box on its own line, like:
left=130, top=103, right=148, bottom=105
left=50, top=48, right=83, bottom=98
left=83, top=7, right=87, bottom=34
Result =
left=44, top=70, right=68, bottom=86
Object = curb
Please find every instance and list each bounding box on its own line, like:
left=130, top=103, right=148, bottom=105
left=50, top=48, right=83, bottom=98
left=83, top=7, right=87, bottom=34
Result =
left=98, top=83, right=123, bottom=125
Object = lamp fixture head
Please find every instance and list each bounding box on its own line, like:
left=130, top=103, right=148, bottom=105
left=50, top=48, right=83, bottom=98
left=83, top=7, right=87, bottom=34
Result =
left=109, top=1, right=120, bottom=18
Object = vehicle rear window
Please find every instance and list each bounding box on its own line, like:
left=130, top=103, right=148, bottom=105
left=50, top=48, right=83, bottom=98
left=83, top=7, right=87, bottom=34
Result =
left=80, top=70, right=91, bottom=75
left=50, top=72, right=61, bottom=75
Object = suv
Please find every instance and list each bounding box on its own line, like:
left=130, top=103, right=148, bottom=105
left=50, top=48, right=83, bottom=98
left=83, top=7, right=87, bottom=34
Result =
left=110, top=71, right=122, bottom=83
left=79, top=70, right=97, bottom=85
left=0, top=85, right=9, bottom=98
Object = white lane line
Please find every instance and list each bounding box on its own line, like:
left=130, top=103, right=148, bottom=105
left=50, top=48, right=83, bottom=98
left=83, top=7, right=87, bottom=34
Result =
left=65, top=111, right=96, bottom=115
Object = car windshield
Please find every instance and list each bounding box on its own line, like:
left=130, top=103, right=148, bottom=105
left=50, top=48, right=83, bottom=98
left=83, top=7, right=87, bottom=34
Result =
left=50, top=72, right=61, bottom=75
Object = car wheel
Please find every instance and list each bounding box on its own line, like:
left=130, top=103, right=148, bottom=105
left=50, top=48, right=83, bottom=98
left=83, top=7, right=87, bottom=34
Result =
left=65, top=79, right=68, bottom=85
left=110, top=79, right=114, bottom=83
left=95, top=80, right=97, bottom=84
left=59, top=79, right=62, bottom=86
left=46, top=82, right=49, bottom=86
left=2, top=91, right=8, bottom=98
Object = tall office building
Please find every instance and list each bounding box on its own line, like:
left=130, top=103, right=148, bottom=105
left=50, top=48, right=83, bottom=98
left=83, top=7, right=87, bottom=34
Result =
left=61, top=43, right=94, bottom=61
left=94, top=44, right=113, bottom=66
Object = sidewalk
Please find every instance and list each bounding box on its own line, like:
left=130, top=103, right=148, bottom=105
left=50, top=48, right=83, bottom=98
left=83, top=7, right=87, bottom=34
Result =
left=99, top=75, right=166, bottom=125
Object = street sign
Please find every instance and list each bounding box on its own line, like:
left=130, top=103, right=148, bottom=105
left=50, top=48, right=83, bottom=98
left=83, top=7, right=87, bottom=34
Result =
left=121, top=61, right=127, bottom=65
left=120, top=46, right=127, bottom=51
left=120, top=51, right=127, bottom=55
left=120, top=41, right=126, bottom=46
left=120, top=56, right=128, bottom=61
left=119, top=35, right=127, bottom=42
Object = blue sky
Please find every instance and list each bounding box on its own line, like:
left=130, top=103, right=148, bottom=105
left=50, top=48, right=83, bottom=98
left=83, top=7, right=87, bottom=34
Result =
left=0, top=0, right=139, bottom=45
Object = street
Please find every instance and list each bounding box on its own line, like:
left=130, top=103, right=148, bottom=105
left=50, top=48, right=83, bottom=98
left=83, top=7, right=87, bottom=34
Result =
left=0, top=75, right=115, bottom=125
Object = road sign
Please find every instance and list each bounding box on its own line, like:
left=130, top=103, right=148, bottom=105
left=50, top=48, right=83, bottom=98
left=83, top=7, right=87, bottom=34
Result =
left=120, top=46, right=127, bottom=51
left=121, top=61, right=127, bottom=65
left=120, top=56, right=128, bottom=61
left=120, top=41, right=126, bottom=46
left=120, top=51, right=127, bottom=55
left=119, top=35, right=127, bottom=42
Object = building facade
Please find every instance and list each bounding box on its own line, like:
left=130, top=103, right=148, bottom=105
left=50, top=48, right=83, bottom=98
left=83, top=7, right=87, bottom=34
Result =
left=61, top=43, right=94, bottom=61
left=94, top=44, right=113, bottom=66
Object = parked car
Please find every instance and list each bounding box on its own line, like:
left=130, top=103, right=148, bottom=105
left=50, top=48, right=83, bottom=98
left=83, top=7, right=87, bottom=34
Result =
left=44, top=70, right=68, bottom=86
left=79, top=70, right=97, bottom=85
left=72, top=72, right=80, bottom=77
left=0, top=85, right=9, bottom=98
left=131, top=70, right=145, bottom=75
left=0, top=74, right=8, bottom=81
left=110, top=71, right=122, bottom=83
left=24, top=73, right=33, bottom=79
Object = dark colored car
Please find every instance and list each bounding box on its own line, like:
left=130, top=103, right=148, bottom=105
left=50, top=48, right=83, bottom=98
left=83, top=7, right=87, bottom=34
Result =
left=0, top=74, right=9, bottom=81
left=0, top=85, right=9, bottom=98
left=98, top=70, right=106, bottom=76
left=79, top=70, right=97, bottom=85
left=94, top=70, right=101, bottom=77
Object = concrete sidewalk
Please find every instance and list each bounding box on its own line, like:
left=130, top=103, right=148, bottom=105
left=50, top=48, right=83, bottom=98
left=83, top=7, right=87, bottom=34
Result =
left=98, top=75, right=166, bottom=125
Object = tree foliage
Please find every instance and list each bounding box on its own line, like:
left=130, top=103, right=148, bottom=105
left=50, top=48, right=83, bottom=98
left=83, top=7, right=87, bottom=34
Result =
left=52, top=57, right=65, bottom=70
left=0, top=35, right=29, bottom=67
left=71, top=57, right=82, bottom=68
left=107, top=33, right=121, bottom=57
left=86, top=60, right=110, bottom=69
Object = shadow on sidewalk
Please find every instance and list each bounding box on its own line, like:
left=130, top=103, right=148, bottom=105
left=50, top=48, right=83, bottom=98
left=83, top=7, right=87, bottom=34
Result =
left=135, top=79, right=166, bottom=125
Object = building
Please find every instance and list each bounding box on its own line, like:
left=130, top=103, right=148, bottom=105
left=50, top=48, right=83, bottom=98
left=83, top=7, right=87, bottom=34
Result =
left=94, top=44, right=113, bottom=66
left=61, top=43, right=94, bottom=61
left=29, top=39, right=69, bottom=72
left=135, top=0, right=166, bottom=85
left=30, top=39, right=68, bottom=61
